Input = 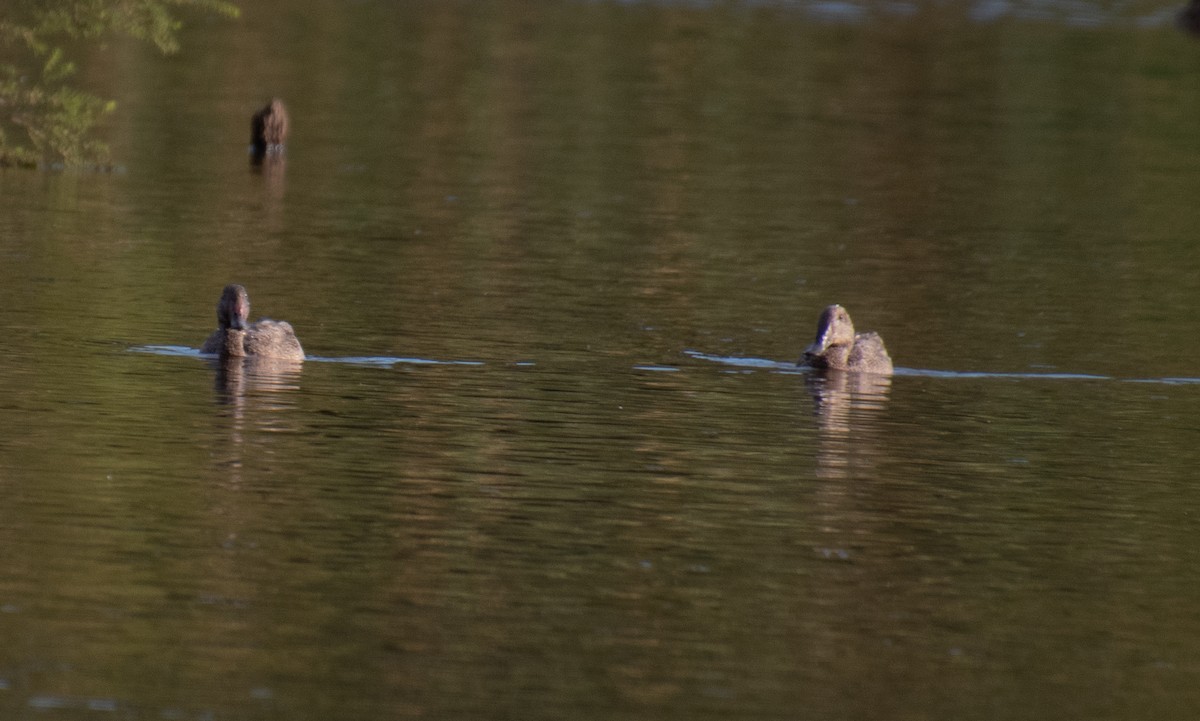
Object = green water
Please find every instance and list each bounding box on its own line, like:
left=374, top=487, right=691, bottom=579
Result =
left=2, top=1, right=1200, bottom=719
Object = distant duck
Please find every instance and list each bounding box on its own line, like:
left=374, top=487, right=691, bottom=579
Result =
left=201, top=284, right=304, bottom=361
left=1181, top=0, right=1200, bottom=35
left=800, top=304, right=893, bottom=375
left=250, top=98, right=289, bottom=160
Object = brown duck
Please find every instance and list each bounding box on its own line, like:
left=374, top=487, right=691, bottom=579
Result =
left=800, top=304, right=893, bottom=375
left=201, top=284, right=304, bottom=361
left=250, top=98, right=289, bottom=160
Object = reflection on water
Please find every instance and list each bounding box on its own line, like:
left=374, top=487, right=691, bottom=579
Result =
left=251, top=154, right=288, bottom=232
left=806, top=369, right=892, bottom=441
left=785, top=0, right=1177, bottom=26
left=212, top=354, right=304, bottom=407
left=805, top=369, right=891, bottom=480
left=210, top=354, right=303, bottom=496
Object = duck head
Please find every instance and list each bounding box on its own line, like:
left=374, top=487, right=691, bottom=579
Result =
left=216, top=284, right=251, bottom=331
left=803, top=304, right=856, bottom=368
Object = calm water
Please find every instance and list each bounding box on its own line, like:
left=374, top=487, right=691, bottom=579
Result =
left=4, top=0, right=1200, bottom=718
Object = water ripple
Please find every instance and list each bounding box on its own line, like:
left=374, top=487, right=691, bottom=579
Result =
left=684, top=349, right=1200, bottom=385
left=129, top=346, right=486, bottom=368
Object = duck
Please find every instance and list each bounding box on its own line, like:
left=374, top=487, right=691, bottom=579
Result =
left=800, top=304, right=892, bottom=375
left=201, top=284, right=304, bottom=361
left=250, top=98, right=289, bottom=160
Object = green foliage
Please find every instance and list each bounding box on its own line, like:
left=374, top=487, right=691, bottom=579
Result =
left=0, top=0, right=240, bottom=168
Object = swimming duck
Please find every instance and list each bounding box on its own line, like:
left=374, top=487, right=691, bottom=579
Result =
left=250, top=98, right=289, bottom=160
left=201, top=284, right=305, bottom=361
left=801, top=304, right=892, bottom=375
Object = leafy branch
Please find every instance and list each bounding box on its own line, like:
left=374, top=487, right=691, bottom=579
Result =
left=0, top=0, right=240, bottom=168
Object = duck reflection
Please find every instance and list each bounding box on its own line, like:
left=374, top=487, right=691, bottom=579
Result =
left=213, top=354, right=303, bottom=406
left=208, top=354, right=303, bottom=486
left=805, top=369, right=891, bottom=479
left=252, top=151, right=287, bottom=208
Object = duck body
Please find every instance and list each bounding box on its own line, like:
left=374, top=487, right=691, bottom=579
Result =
left=201, top=328, right=247, bottom=357
left=242, top=320, right=303, bottom=358
left=201, top=284, right=304, bottom=361
left=800, top=304, right=893, bottom=375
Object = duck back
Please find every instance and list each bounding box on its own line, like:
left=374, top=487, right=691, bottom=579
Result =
left=846, top=332, right=893, bottom=374
left=244, top=320, right=304, bottom=360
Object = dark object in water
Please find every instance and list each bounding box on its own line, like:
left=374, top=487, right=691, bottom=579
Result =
left=1180, top=0, right=1200, bottom=35
left=800, top=304, right=893, bottom=375
left=250, top=98, right=289, bottom=160
left=201, top=283, right=304, bottom=361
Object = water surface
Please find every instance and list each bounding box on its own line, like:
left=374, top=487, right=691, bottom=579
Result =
left=3, top=0, right=1200, bottom=719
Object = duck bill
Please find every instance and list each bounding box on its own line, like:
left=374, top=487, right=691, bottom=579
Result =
left=804, top=328, right=833, bottom=357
